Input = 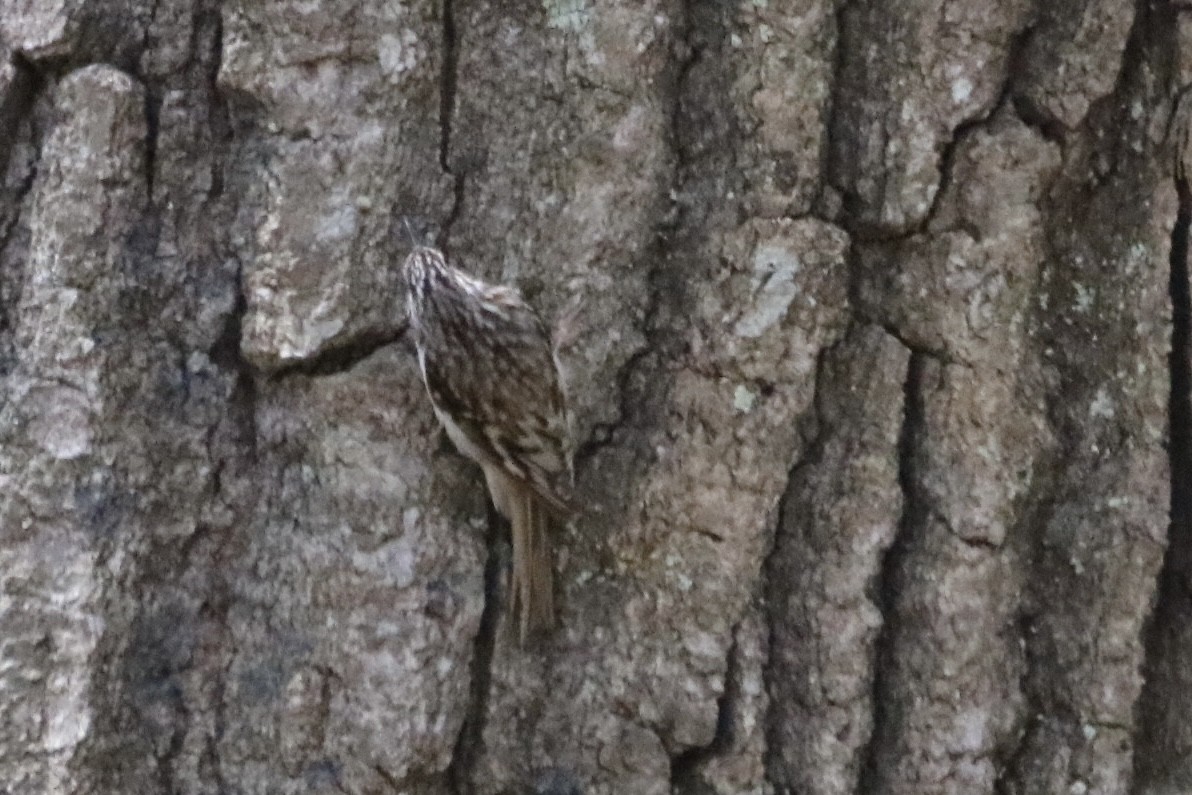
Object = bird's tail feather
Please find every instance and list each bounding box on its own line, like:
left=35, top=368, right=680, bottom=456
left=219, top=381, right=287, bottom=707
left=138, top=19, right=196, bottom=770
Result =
left=510, top=485, right=554, bottom=643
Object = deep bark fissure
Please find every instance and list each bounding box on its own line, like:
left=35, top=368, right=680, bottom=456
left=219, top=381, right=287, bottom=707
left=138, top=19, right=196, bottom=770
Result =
left=178, top=7, right=237, bottom=791
left=570, top=198, right=679, bottom=468
left=0, top=137, right=37, bottom=375
left=811, top=0, right=855, bottom=219
left=438, top=0, right=457, bottom=173
left=207, top=258, right=258, bottom=458
left=446, top=504, right=503, bottom=795
left=670, top=0, right=703, bottom=173
left=140, top=0, right=164, bottom=72
left=1133, top=93, right=1192, bottom=787
left=0, top=54, right=44, bottom=307
left=916, top=21, right=1043, bottom=244
left=670, top=619, right=743, bottom=793
left=0, top=162, right=36, bottom=266
left=193, top=222, right=240, bottom=791
left=1010, top=92, right=1068, bottom=144
left=438, top=0, right=465, bottom=249
left=990, top=435, right=1071, bottom=794
left=142, top=88, right=161, bottom=201
left=136, top=0, right=165, bottom=200
left=0, top=54, right=43, bottom=185
left=438, top=8, right=554, bottom=792
left=857, top=349, right=926, bottom=795
left=203, top=4, right=257, bottom=467
left=759, top=337, right=840, bottom=791
left=992, top=615, right=1036, bottom=795
left=1169, top=136, right=1192, bottom=602
left=201, top=4, right=227, bottom=205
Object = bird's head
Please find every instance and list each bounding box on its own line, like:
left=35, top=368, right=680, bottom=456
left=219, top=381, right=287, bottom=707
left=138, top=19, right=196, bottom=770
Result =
left=397, top=214, right=442, bottom=286
left=402, top=245, right=450, bottom=313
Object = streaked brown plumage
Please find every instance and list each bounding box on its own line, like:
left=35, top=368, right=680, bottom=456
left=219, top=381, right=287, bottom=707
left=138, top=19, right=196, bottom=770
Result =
left=403, top=245, right=573, bottom=641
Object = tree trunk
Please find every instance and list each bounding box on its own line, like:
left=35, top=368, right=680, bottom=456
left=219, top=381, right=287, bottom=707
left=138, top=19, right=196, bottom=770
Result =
left=0, top=0, right=1187, bottom=793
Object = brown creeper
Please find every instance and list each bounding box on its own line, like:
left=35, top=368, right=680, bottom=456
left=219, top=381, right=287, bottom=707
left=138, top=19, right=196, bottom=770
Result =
left=403, top=245, right=574, bottom=642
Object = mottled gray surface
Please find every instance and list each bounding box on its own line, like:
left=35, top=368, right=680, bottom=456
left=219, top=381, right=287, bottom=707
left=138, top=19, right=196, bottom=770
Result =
left=0, top=0, right=1187, bottom=794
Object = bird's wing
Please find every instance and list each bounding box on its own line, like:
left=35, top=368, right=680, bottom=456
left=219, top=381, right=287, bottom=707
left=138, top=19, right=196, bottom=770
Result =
left=420, top=286, right=574, bottom=515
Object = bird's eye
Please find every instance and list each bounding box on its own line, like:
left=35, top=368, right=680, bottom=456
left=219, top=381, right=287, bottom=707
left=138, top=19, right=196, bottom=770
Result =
left=521, top=276, right=546, bottom=302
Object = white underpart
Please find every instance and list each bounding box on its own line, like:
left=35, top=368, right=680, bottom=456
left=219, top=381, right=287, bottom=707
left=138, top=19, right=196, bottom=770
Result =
left=419, top=346, right=506, bottom=491
left=432, top=397, right=516, bottom=520
left=433, top=403, right=489, bottom=470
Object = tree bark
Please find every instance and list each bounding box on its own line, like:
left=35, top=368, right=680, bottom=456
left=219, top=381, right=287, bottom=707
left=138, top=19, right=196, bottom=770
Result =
left=0, top=0, right=1187, bottom=793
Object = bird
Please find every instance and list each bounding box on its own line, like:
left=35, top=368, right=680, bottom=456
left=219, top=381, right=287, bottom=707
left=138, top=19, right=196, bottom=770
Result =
left=403, top=244, right=574, bottom=642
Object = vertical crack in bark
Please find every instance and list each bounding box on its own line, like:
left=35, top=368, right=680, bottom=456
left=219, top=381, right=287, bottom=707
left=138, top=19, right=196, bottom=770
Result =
left=669, top=619, right=743, bottom=793
left=0, top=159, right=37, bottom=263
left=0, top=53, right=43, bottom=193
left=142, top=89, right=161, bottom=201
left=137, top=0, right=164, bottom=200
left=205, top=4, right=252, bottom=442
left=759, top=339, right=838, bottom=790
left=438, top=0, right=457, bottom=171
left=435, top=6, right=497, bottom=788
left=857, top=349, right=925, bottom=794
left=198, top=13, right=240, bottom=787
left=815, top=0, right=855, bottom=216
left=438, top=0, right=465, bottom=248
left=0, top=54, right=43, bottom=375
left=446, top=507, right=502, bottom=795
left=1134, top=102, right=1192, bottom=784
left=208, top=256, right=258, bottom=456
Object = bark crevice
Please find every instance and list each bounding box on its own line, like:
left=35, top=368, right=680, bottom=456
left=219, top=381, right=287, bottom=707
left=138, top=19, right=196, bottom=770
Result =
left=759, top=338, right=838, bottom=791
left=141, top=88, right=161, bottom=200
left=446, top=506, right=503, bottom=795
left=669, top=619, right=742, bottom=793
left=207, top=257, right=258, bottom=456
left=438, top=0, right=465, bottom=249
left=1134, top=81, right=1192, bottom=787
left=857, top=349, right=926, bottom=794
left=0, top=53, right=43, bottom=185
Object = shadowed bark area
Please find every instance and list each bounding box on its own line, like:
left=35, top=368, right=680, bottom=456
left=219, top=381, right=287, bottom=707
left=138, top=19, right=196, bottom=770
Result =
left=0, top=0, right=1186, bottom=793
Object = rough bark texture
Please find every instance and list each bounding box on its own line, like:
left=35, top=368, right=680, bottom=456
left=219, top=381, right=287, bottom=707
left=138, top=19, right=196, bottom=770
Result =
left=0, top=1, right=1187, bottom=794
